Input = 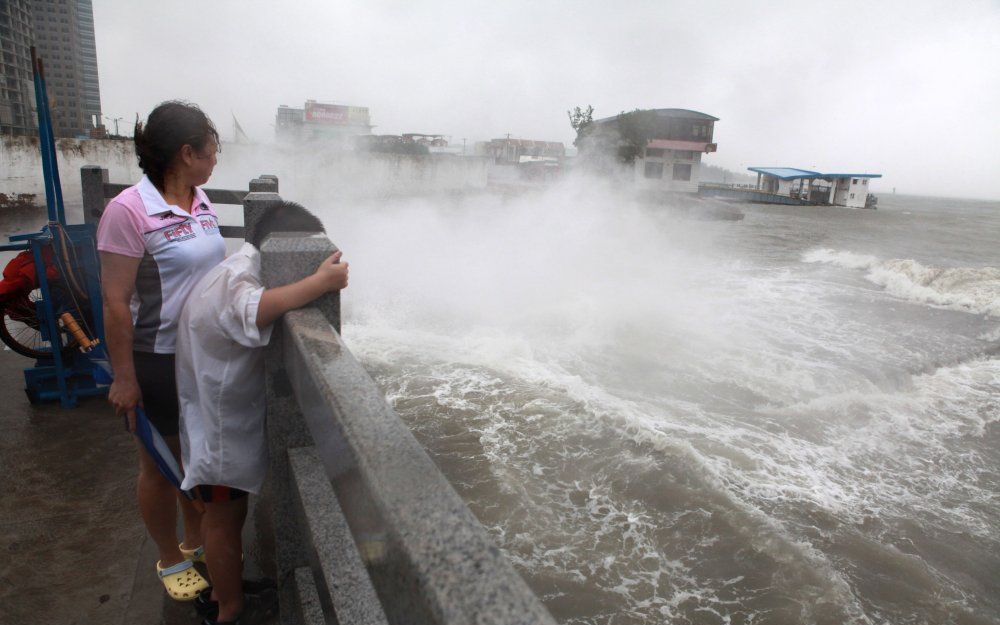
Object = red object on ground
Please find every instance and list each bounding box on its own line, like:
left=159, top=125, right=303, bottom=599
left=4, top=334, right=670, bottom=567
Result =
left=0, top=249, right=59, bottom=301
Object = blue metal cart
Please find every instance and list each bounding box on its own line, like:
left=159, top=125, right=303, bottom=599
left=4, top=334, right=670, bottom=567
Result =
left=0, top=48, right=106, bottom=407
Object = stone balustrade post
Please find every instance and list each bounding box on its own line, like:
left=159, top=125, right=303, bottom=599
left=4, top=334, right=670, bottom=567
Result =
left=249, top=175, right=279, bottom=193
left=80, top=165, right=108, bottom=226
left=242, top=189, right=281, bottom=246
left=260, top=234, right=341, bottom=334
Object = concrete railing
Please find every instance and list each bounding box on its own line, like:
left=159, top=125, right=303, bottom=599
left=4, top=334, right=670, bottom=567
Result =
left=82, top=168, right=555, bottom=625
left=256, top=215, right=557, bottom=625
left=80, top=165, right=276, bottom=238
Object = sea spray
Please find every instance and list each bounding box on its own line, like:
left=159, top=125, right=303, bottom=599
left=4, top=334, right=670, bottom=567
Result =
left=256, top=173, right=998, bottom=624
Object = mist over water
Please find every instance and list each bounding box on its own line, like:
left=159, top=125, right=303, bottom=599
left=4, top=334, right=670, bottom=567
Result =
left=276, top=162, right=999, bottom=625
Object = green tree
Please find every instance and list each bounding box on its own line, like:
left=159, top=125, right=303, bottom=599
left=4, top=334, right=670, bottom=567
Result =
left=615, top=109, right=659, bottom=164
left=567, top=105, right=594, bottom=148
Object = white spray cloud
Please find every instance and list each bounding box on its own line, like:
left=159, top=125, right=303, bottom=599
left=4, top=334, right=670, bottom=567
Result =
left=92, top=0, right=1000, bottom=199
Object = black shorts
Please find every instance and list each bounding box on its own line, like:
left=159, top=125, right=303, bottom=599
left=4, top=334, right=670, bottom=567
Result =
left=196, top=485, right=249, bottom=502
left=133, top=350, right=179, bottom=437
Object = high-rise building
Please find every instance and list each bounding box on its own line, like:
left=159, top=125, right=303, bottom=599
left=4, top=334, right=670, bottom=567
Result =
left=73, top=0, right=100, bottom=132
left=30, top=0, right=102, bottom=138
left=0, top=0, right=37, bottom=137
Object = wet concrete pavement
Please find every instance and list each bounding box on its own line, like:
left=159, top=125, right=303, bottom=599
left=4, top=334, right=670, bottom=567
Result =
left=0, top=347, right=265, bottom=625
left=0, top=203, right=272, bottom=624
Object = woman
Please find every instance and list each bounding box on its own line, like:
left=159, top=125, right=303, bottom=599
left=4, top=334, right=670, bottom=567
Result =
left=96, top=101, right=224, bottom=601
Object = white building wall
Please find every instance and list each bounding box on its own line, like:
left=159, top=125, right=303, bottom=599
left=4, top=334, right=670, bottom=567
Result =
left=633, top=150, right=701, bottom=193
left=757, top=172, right=873, bottom=206
left=1, top=137, right=141, bottom=219
left=760, top=175, right=780, bottom=194
left=849, top=178, right=870, bottom=208
left=831, top=177, right=869, bottom=208
left=762, top=178, right=802, bottom=197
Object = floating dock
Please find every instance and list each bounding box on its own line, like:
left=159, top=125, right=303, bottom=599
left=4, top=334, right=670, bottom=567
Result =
left=698, top=183, right=811, bottom=206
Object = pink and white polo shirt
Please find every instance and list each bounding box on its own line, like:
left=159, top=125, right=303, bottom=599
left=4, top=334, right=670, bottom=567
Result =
left=97, top=175, right=226, bottom=354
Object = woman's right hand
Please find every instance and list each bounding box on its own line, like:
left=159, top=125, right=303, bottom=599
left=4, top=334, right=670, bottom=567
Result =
left=108, top=377, right=142, bottom=433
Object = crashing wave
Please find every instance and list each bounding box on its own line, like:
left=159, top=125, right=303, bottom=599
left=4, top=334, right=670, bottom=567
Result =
left=803, top=248, right=1000, bottom=318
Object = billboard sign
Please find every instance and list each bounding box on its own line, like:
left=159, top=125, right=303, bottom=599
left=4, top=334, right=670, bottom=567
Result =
left=305, top=101, right=349, bottom=125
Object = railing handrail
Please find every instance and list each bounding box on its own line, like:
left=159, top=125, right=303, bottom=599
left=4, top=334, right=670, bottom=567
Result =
left=100, top=182, right=248, bottom=206
left=79, top=166, right=276, bottom=238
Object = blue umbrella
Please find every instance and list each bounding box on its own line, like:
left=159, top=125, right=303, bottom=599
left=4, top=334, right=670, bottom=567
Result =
left=87, top=345, right=200, bottom=505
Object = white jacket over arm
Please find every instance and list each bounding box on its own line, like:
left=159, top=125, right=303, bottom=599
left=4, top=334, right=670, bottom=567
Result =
left=176, top=243, right=274, bottom=494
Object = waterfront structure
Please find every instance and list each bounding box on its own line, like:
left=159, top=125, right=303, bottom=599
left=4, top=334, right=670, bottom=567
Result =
left=0, top=0, right=36, bottom=136
left=748, top=167, right=881, bottom=208
left=588, top=108, right=719, bottom=193
left=29, top=0, right=102, bottom=138
left=275, top=104, right=303, bottom=138
left=402, top=133, right=448, bottom=147
left=354, top=134, right=428, bottom=155
left=401, top=133, right=464, bottom=154
left=275, top=99, right=373, bottom=142
left=483, top=137, right=565, bottom=164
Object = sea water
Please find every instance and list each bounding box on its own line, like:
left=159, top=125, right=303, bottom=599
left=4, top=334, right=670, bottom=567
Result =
left=321, top=184, right=999, bottom=625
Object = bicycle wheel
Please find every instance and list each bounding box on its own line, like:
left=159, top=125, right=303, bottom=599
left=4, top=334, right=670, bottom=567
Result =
left=0, top=289, right=77, bottom=359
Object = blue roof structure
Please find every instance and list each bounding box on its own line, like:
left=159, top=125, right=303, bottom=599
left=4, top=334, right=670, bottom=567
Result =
left=822, top=173, right=882, bottom=179
left=748, top=167, right=881, bottom=180
left=748, top=167, right=821, bottom=180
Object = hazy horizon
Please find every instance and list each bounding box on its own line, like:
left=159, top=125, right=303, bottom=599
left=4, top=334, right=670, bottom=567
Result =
left=91, top=0, right=1000, bottom=200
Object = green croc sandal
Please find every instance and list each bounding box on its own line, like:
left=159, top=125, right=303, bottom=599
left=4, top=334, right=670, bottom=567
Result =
left=157, top=559, right=210, bottom=601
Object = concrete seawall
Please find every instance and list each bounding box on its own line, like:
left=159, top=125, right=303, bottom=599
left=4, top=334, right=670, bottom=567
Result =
left=210, top=142, right=490, bottom=202
left=1, top=137, right=489, bottom=211
left=1, top=137, right=141, bottom=211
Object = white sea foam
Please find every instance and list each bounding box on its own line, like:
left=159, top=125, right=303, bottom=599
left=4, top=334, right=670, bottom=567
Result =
left=375, top=321, right=997, bottom=617
left=802, top=248, right=880, bottom=271
left=755, top=356, right=1000, bottom=536
left=804, top=248, right=1000, bottom=318
left=349, top=320, right=875, bottom=623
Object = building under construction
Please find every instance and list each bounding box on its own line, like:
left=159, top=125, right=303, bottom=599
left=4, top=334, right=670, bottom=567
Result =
left=0, top=0, right=103, bottom=138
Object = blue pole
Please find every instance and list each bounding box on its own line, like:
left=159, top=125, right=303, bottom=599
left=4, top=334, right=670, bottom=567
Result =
left=40, top=70, right=67, bottom=225
left=30, top=48, right=66, bottom=225
left=31, top=49, right=57, bottom=224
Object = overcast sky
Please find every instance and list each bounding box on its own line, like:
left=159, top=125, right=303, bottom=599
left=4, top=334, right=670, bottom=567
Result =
left=91, top=0, right=999, bottom=199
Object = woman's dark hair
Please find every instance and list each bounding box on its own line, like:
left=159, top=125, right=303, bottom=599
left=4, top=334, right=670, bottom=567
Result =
left=133, top=100, right=219, bottom=189
left=251, top=201, right=326, bottom=249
